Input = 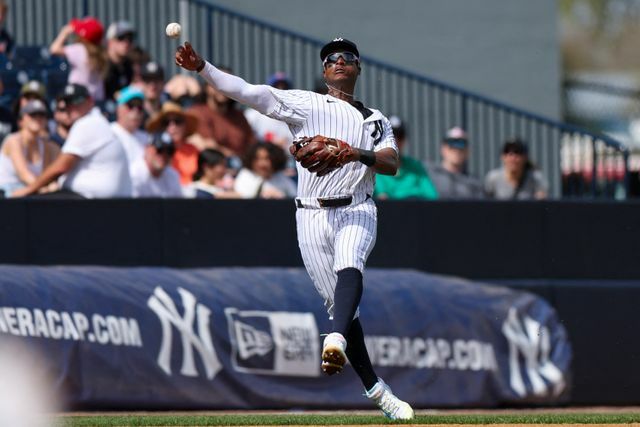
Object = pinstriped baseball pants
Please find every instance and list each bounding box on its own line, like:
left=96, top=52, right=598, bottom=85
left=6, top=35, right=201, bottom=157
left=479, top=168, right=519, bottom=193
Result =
left=295, top=198, right=377, bottom=318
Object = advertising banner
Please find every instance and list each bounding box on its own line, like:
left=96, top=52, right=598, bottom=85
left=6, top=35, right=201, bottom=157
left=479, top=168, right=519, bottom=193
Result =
left=0, top=266, right=571, bottom=408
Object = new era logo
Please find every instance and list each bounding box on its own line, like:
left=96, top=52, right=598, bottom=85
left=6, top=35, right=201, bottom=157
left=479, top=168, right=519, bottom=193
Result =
left=225, top=308, right=320, bottom=377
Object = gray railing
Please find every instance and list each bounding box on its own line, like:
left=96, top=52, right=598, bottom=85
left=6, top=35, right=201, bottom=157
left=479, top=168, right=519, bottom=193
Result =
left=5, top=0, right=630, bottom=198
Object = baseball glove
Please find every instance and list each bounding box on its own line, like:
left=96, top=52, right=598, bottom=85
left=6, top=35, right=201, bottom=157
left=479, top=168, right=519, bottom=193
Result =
left=290, top=135, right=357, bottom=176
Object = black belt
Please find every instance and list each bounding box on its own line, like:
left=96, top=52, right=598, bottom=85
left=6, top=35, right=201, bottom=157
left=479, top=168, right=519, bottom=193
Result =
left=296, top=196, right=353, bottom=209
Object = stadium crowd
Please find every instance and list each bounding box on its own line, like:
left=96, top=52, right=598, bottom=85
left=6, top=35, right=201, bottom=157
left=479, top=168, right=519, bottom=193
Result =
left=0, top=14, right=548, bottom=200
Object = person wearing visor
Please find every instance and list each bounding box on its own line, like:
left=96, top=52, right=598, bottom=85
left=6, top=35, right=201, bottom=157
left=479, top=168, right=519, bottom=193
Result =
left=111, top=85, right=150, bottom=174
left=12, top=83, right=131, bottom=198
left=485, top=138, right=548, bottom=200
left=426, top=126, right=485, bottom=199
left=174, top=38, right=414, bottom=420
left=130, top=131, right=183, bottom=198
left=0, top=99, right=59, bottom=197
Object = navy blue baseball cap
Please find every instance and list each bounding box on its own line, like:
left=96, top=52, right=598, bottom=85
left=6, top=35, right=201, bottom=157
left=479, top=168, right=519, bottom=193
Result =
left=320, top=37, right=359, bottom=61
left=503, top=138, right=528, bottom=155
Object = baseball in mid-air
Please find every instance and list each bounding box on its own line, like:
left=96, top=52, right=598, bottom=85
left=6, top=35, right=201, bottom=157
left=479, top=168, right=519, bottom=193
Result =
left=165, top=22, right=181, bottom=38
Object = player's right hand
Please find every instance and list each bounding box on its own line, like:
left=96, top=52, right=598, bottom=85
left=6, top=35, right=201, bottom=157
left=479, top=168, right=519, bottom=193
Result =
left=175, top=42, right=205, bottom=72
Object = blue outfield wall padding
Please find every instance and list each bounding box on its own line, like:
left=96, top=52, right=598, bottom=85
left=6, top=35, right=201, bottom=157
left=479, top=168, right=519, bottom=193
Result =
left=0, top=266, right=571, bottom=409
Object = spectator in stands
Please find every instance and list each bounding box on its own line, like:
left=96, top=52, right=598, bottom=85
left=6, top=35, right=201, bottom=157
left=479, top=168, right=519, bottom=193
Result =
left=145, top=101, right=199, bottom=185
left=48, top=95, right=74, bottom=146
left=130, top=131, right=183, bottom=198
left=110, top=86, right=150, bottom=174
left=0, top=100, right=59, bottom=197
left=234, top=142, right=296, bottom=199
left=139, top=61, right=167, bottom=122
left=0, top=1, right=13, bottom=55
left=12, top=84, right=131, bottom=198
left=50, top=17, right=107, bottom=102
left=188, top=67, right=256, bottom=159
left=12, top=80, right=47, bottom=129
left=244, top=72, right=294, bottom=150
left=164, top=74, right=201, bottom=108
left=104, top=21, right=135, bottom=101
left=374, top=116, right=438, bottom=200
left=426, top=126, right=485, bottom=199
left=128, top=46, right=151, bottom=87
left=0, top=78, right=13, bottom=141
left=185, top=148, right=240, bottom=199
left=484, top=138, right=548, bottom=200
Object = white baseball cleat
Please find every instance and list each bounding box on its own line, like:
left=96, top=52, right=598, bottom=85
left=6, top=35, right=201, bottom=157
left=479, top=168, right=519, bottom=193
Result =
left=365, top=378, right=415, bottom=421
left=321, top=332, right=347, bottom=375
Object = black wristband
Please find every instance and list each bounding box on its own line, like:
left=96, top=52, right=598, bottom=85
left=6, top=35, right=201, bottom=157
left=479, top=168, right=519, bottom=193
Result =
left=196, top=59, right=206, bottom=73
left=358, top=149, right=376, bottom=167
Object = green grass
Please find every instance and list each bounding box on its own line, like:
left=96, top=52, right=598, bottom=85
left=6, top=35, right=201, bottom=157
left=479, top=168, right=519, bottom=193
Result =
left=56, top=412, right=640, bottom=426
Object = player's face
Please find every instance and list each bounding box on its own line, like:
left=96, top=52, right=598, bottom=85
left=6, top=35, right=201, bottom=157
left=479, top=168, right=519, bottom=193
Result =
left=323, top=52, right=359, bottom=84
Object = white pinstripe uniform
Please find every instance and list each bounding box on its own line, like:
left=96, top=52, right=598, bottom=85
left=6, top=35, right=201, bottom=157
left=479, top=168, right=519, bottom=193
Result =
left=267, top=88, right=397, bottom=317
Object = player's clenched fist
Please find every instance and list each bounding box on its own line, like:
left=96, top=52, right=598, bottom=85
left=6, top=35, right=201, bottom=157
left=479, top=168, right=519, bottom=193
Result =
left=290, top=135, right=358, bottom=176
left=175, top=42, right=205, bottom=72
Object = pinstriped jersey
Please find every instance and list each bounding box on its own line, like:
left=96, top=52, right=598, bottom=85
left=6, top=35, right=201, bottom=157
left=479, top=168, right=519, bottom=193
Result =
left=267, top=88, right=398, bottom=199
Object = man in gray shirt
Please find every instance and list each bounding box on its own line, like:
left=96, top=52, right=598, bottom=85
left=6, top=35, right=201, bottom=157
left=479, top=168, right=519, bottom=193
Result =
left=426, top=126, right=484, bottom=199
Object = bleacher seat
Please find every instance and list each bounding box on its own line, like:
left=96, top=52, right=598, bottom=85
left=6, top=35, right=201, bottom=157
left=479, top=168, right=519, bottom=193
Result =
left=0, top=69, right=31, bottom=98
left=42, top=69, right=69, bottom=100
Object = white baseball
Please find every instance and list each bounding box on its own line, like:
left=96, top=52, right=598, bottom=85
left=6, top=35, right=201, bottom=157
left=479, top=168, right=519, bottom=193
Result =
left=165, top=22, right=181, bottom=39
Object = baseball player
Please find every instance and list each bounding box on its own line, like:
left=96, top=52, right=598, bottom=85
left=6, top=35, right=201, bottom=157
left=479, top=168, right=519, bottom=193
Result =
left=175, top=38, right=414, bottom=421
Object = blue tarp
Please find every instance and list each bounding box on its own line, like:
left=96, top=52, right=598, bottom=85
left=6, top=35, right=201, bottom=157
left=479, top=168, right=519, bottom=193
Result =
left=0, top=266, right=571, bottom=409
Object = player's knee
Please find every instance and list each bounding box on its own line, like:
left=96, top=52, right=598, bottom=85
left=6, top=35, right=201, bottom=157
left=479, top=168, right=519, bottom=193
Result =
left=337, top=267, right=363, bottom=286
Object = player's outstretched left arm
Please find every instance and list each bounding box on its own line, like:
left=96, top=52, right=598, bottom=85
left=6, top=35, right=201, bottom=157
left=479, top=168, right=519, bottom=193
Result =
left=175, top=42, right=277, bottom=114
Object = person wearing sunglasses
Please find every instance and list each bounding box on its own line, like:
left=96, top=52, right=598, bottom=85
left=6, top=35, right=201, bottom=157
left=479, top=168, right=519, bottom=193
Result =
left=12, top=83, right=132, bottom=199
left=0, top=100, right=60, bottom=197
left=110, top=85, right=150, bottom=175
left=145, top=101, right=199, bottom=185
left=104, top=21, right=136, bottom=101
left=175, top=38, right=413, bottom=421
left=130, top=131, right=183, bottom=198
left=425, top=126, right=485, bottom=199
left=485, top=138, right=548, bottom=200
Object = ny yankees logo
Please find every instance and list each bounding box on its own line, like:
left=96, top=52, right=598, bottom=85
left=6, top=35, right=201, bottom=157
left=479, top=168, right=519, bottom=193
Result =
left=371, top=120, right=383, bottom=146
left=501, top=307, right=565, bottom=397
left=147, top=286, right=222, bottom=380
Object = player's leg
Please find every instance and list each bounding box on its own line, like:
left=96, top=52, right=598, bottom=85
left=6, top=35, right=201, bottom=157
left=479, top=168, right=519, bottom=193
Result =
left=333, top=201, right=414, bottom=421
left=332, top=200, right=377, bottom=336
left=296, top=208, right=349, bottom=375
left=320, top=201, right=378, bottom=375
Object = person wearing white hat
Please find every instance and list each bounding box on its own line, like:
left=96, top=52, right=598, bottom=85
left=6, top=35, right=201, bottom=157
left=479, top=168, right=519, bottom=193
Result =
left=104, top=20, right=136, bottom=100
left=426, top=126, right=485, bottom=199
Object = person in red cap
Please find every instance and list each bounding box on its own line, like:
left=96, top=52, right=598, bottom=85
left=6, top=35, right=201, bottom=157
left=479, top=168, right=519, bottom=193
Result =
left=50, top=17, right=107, bottom=102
